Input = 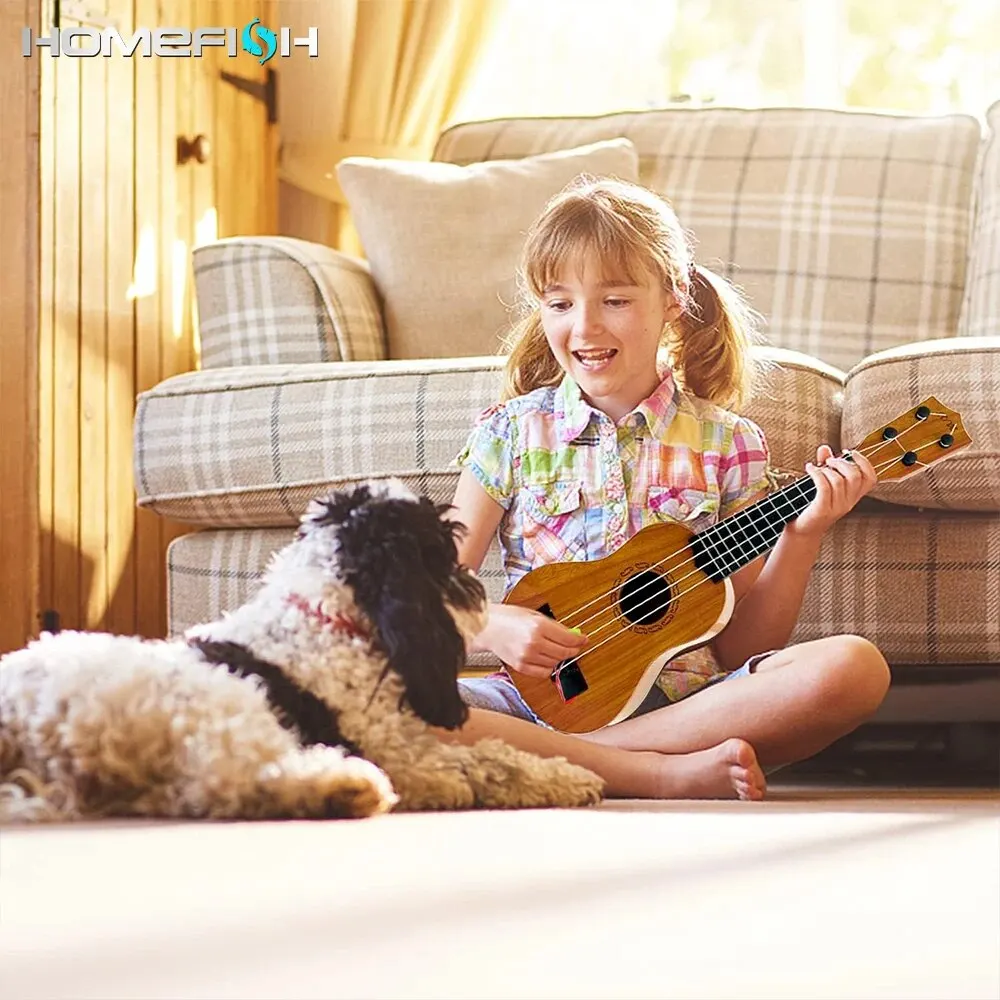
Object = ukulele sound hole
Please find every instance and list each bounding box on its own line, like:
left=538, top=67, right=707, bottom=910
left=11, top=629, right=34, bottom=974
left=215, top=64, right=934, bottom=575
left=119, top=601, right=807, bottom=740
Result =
left=619, top=571, right=671, bottom=626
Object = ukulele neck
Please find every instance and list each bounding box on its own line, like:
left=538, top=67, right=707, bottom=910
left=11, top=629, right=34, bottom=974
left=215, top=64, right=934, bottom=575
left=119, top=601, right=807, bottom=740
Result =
left=691, top=477, right=817, bottom=581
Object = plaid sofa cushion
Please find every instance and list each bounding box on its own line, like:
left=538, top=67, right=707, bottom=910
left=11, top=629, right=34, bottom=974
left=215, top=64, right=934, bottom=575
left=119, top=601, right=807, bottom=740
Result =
left=959, top=100, right=1000, bottom=339
left=165, top=511, right=1000, bottom=667
left=843, top=338, right=1000, bottom=511
left=435, top=107, right=981, bottom=371
left=192, top=237, right=386, bottom=369
left=165, top=526, right=506, bottom=671
left=134, top=348, right=844, bottom=528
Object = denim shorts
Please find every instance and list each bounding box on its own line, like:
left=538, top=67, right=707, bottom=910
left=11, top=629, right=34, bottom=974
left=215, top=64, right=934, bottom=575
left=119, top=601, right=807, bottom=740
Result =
left=457, top=650, right=777, bottom=727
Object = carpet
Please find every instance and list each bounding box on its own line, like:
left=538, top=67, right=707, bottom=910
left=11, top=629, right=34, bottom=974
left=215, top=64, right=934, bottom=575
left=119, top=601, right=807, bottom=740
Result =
left=1, top=786, right=997, bottom=999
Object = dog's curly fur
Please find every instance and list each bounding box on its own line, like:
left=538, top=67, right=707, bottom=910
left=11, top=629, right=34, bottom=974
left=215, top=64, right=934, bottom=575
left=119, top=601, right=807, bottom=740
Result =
left=0, top=481, right=604, bottom=822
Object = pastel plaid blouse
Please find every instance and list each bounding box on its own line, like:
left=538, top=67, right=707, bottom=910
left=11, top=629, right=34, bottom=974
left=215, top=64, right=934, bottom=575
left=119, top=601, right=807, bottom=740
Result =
left=457, top=368, right=771, bottom=591
left=456, top=370, right=773, bottom=700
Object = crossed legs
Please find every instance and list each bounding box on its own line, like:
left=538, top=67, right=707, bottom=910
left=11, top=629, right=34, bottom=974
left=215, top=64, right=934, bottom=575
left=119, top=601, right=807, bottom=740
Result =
left=437, top=635, right=890, bottom=800
left=586, top=634, right=891, bottom=768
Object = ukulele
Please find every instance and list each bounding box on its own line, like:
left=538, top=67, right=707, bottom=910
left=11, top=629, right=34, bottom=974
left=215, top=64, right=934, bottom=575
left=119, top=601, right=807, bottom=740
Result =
left=502, top=396, right=971, bottom=733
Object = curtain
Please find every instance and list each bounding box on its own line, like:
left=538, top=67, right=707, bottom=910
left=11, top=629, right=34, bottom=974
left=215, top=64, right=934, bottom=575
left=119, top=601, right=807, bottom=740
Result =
left=278, top=0, right=499, bottom=253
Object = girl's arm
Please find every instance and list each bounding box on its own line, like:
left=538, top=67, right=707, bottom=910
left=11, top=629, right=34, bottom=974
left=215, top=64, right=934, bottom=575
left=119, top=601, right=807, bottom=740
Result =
left=711, top=527, right=823, bottom=672
left=446, top=469, right=506, bottom=656
left=446, top=468, right=587, bottom=671
left=447, top=467, right=506, bottom=575
left=711, top=445, right=877, bottom=672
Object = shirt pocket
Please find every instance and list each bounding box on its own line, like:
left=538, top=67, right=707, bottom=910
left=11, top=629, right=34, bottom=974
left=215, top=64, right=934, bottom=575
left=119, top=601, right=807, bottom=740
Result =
left=517, top=479, right=587, bottom=564
left=646, top=485, right=719, bottom=533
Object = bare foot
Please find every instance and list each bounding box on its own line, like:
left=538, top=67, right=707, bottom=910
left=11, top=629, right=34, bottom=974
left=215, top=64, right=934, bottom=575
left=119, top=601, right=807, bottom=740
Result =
left=652, top=738, right=766, bottom=801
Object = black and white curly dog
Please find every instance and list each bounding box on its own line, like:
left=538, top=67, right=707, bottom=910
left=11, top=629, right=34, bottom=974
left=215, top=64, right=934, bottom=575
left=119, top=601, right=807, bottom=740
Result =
left=0, top=480, right=603, bottom=822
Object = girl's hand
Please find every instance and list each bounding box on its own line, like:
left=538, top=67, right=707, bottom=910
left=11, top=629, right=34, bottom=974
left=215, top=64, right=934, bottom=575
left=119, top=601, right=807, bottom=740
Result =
left=787, top=444, right=878, bottom=540
left=477, top=603, right=588, bottom=679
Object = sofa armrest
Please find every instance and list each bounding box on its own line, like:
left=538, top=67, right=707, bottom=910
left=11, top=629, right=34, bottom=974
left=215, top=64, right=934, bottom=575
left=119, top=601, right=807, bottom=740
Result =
left=191, top=236, right=386, bottom=368
left=134, top=356, right=507, bottom=526
left=843, top=337, right=1000, bottom=511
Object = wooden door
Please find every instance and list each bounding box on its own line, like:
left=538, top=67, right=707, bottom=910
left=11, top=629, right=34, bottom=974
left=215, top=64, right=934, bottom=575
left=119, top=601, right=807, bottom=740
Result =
left=0, top=0, right=42, bottom=655
left=27, top=0, right=277, bottom=652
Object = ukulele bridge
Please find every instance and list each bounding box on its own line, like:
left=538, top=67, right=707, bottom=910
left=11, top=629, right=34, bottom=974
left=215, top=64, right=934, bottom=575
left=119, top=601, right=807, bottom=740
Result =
left=551, top=660, right=588, bottom=701
left=537, top=603, right=590, bottom=701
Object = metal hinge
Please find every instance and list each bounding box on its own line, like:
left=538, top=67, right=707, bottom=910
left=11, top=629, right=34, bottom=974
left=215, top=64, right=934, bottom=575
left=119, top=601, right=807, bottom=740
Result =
left=221, top=67, right=278, bottom=125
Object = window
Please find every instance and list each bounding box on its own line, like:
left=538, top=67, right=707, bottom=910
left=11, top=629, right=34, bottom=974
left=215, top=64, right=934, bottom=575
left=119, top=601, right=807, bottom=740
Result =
left=452, top=0, right=999, bottom=124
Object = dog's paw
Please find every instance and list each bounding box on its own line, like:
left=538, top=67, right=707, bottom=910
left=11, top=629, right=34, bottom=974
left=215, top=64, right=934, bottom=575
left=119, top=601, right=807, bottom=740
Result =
left=380, top=768, right=477, bottom=812
left=0, top=771, right=80, bottom=824
left=530, top=756, right=604, bottom=807
left=463, top=739, right=604, bottom=809
left=258, top=747, right=398, bottom=819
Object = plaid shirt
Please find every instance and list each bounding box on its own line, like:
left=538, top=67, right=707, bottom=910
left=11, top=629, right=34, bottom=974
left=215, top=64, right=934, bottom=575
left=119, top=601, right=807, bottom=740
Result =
left=456, top=369, right=773, bottom=700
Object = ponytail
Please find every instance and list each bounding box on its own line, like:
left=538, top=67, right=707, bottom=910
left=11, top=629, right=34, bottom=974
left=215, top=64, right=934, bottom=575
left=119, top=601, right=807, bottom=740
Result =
left=499, top=177, right=766, bottom=411
left=669, top=265, right=763, bottom=411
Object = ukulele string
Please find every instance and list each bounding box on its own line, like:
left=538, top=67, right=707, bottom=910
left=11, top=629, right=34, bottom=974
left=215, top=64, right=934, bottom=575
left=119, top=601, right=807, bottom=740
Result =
left=558, top=438, right=896, bottom=636
left=547, top=434, right=945, bottom=675
left=558, top=436, right=943, bottom=649
left=557, top=426, right=942, bottom=636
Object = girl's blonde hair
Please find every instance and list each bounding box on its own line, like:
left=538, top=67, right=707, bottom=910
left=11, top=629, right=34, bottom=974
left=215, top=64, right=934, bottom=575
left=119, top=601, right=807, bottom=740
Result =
left=502, top=176, right=762, bottom=410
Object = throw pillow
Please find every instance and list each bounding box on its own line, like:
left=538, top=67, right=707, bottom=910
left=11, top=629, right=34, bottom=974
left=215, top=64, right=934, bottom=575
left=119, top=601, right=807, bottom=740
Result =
left=337, top=138, right=640, bottom=359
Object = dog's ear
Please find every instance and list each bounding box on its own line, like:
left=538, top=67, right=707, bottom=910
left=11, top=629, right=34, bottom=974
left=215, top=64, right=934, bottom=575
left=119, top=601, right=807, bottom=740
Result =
left=299, top=487, right=372, bottom=536
left=335, top=493, right=470, bottom=730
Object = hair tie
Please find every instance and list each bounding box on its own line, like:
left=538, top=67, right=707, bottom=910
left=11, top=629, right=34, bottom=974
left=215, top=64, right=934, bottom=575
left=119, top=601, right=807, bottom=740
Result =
left=685, top=262, right=700, bottom=300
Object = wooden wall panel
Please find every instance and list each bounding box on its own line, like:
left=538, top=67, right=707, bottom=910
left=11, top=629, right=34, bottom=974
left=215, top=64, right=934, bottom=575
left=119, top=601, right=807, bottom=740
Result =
left=0, top=0, right=41, bottom=654
left=104, top=0, right=138, bottom=634
left=37, top=0, right=55, bottom=638
left=212, top=0, right=276, bottom=239
left=49, top=6, right=83, bottom=630
left=132, top=0, right=166, bottom=638
left=33, top=0, right=278, bottom=642
left=40, top=0, right=145, bottom=636
left=79, top=14, right=110, bottom=628
left=213, top=0, right=238, bottom=242
left=154, top=0, right=198, bottom=624
left=192, top=0, right=217, bottom=314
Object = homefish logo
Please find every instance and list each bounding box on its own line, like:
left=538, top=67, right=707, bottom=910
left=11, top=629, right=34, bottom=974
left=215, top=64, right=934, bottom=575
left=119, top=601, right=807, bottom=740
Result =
left=241, top=18, right=277, bottom=65
left=22, top=17, right=318, bottom=62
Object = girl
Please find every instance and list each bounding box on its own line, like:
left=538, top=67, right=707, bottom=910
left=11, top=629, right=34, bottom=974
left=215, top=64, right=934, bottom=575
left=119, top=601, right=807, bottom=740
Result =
left=439, top=177, right=890, bottom=801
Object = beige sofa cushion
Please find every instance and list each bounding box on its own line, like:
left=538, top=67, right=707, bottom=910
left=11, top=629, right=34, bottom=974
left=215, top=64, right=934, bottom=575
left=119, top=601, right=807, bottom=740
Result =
left=435, top=107, right=982, bottom=371
left=959, top=99, right=999, bottom=339
left=134, top=347, right=842, bottom=529
left=336, top=138, right=640, bottom=360
left=143, top=341, right=1000, bottom=667
left=843, top=337, right=1000, bottom=511
left=166, top=511, right=1000, bottom=668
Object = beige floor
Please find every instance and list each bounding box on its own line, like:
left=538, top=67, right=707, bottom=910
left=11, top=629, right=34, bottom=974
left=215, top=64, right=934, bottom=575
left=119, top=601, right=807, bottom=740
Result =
left=1, top=786, right=997, bottom=1000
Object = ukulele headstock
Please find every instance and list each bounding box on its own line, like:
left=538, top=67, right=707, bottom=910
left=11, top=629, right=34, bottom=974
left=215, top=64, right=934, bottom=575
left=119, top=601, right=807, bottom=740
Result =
left=854, top=396, right=971, bottom=482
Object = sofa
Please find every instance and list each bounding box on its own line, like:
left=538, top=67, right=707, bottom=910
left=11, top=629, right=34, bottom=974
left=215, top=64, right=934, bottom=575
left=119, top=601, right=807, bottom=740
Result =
left=133, top=103, right=1000, bottom=749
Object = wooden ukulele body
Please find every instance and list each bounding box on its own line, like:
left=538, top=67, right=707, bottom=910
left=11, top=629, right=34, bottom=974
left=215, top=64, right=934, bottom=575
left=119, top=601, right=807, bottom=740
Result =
left=501, top=395, right=971, bottom=733
left=503, top=521, right=734, bottom=733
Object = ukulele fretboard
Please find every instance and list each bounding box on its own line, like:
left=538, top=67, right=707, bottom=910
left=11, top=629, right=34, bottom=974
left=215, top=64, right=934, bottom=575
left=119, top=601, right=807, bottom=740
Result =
left=691, top=477, right=817, bottom=581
